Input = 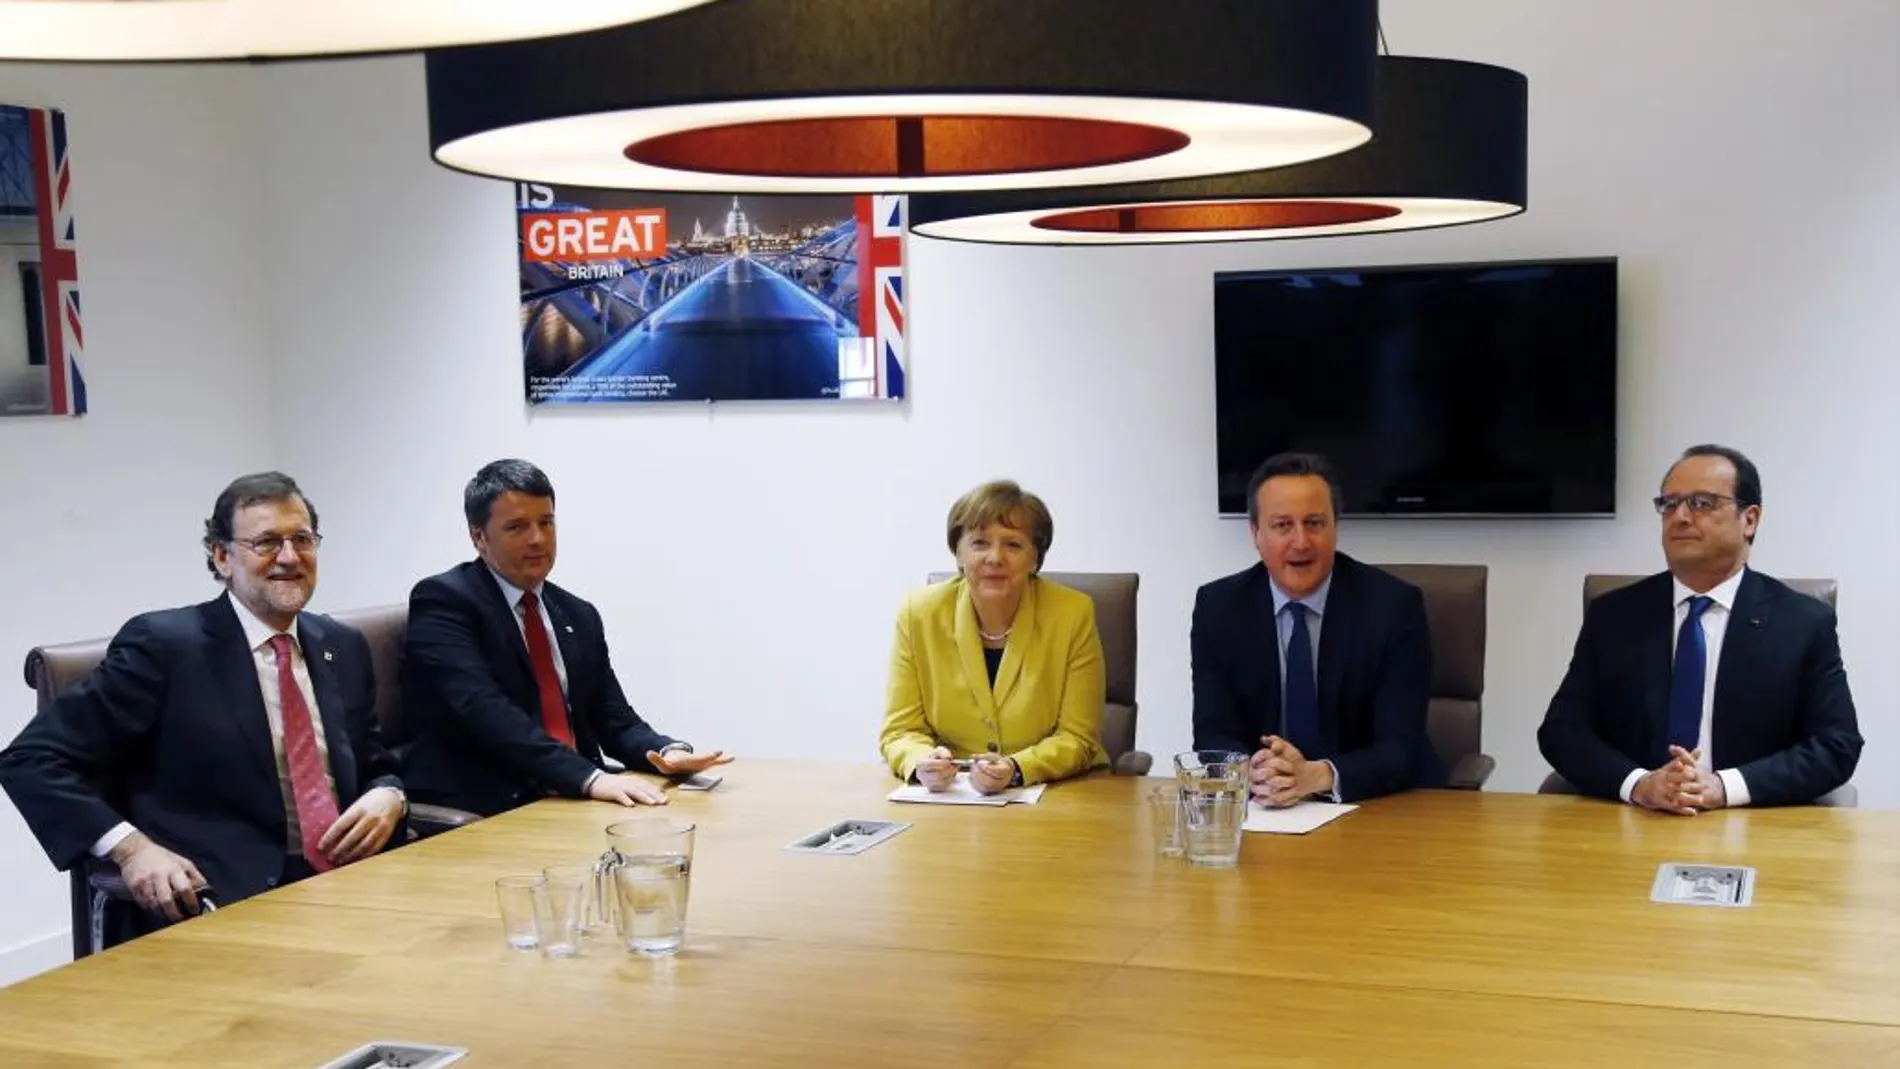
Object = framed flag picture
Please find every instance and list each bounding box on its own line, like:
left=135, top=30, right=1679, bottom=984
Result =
left=517, top=184, right=906, bottom=405
left=0, top=104, right=85, bottom=418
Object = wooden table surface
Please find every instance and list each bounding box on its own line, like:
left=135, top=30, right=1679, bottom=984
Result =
left=4, top=761, right=1897, bottom=1068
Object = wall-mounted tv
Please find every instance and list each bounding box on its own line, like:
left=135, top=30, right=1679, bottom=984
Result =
left=1214, top=257, right=1617, bottom=517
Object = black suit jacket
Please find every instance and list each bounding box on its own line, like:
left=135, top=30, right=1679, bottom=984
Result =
left=400, top=560, right=678, bottom=815
left=1191, top=554, right=1441, bottom=802
left=1537, top=569, right=1861, bottom=806
left=0, top=596, right=400, bottom=905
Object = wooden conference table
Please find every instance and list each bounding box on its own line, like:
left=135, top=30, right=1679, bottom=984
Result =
left=2, top=762, right=1898, bottom=1067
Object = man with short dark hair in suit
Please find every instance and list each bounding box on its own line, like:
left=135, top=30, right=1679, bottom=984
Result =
left=0, top=473, right=406, bottom=928
left=1538, top=445, right=1861, bottom=810
left=401, top=459, right=732, bottom=816
left=1192, top=453, right=1442, bottom=806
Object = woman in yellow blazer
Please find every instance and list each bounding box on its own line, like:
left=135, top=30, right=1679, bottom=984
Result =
left=880, top=480, right=1106, bottom=794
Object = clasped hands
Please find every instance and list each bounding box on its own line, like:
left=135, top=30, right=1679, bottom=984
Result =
left=915, top=746, right=1018, bottom=795
left=1632, top=745, right=1727, bottom=815
left=1250, top=735, right=1335, bottom=808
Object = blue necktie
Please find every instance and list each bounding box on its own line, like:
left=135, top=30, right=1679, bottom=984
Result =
left=1283, top=602, right=1321, bottom=757
left=1666, top=596, right=1715, bottom=753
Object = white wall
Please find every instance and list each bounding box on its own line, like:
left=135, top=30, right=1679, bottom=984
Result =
left=4, top=0, right=1898, bottom=984
left=263, top=0, right=1900, bottom=807
left=0, top=64, right=273, bottom=982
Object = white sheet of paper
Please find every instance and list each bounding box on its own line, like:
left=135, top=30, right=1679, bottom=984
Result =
left=887, top=773, right=1046, bottom=806
left=1243, top=799, right=1357, bottom=834
left=1007, top=784, right=1046, bottom=805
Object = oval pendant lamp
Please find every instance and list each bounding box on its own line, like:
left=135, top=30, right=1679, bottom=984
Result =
left=0, top=1, right=723, bottom=62
left=426, top=0, right=1380, bottom=193
left=908, top=56, right=1527, bottom=245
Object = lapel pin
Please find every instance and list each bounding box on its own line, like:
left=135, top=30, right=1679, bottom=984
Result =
left=564, top=625, right=575, bottom=634
left=323, top=649, right=335, bottom=661
left=1749, top=618, right=1762, bottom=629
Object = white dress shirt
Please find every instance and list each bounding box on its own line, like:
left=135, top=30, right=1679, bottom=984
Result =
left=487, top=565, right=627, bottom=790
left=486, top=565, right=570, bottom=694
left=91, top=593, right=335, bottom=858
left=1616, top=568, right=1753, bottom=808
left=482, top=566, right=686, bottom=790
left=1267, top=573, right=1342, bottom=801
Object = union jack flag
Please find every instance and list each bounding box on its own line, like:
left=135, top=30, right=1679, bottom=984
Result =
left=1, top=105, right=84, bottom=416
left=855, top=194, right=905, bottom=400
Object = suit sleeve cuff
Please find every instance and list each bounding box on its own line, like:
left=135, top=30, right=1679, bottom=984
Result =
left=1718, top=768, right=1751, bottom=808
left=582, top=770, right=602, bottom=795
left=1618, top=767, right=1646, bottom=805
left=91, top=822, right=136, bottom=859
left=1320, top=760, right=1342, bottom=803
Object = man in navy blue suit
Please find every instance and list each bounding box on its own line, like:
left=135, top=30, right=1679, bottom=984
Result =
left=1538, top=445, right=1861, bottom=810
left=401, top=459, right=732, bottom=817
left=0, top=473, right=406, bottom=926
left=1192, top=453, right=1441, bottom=806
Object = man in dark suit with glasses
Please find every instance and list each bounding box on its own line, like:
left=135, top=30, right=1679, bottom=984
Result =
left=1538, top=445, right=1861, bottom=809
left=0, top=472, right=406, bottom=934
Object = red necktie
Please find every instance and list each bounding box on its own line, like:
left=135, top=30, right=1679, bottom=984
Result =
left=268, top=633, right=340, bottom=873
left=518, top=590, right=575, bottom=748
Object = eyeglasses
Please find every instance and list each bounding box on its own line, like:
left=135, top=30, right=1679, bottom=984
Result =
left=1652, top=492, right=1736, bottom=516
left=230, top=531, right=323, bottom=557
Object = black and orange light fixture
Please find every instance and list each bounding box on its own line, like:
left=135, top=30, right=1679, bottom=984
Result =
left=0, top=1, right=728, bottom=62
left=426, top=0, right=1382, bottom=193
left=909, top=57, right=1527, bottom=245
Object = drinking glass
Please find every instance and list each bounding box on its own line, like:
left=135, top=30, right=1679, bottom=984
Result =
left=1173, top=750, right=1249, bottom=867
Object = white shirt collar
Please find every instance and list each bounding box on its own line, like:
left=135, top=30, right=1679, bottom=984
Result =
left=1269, top=570, right=1334, bottom=619
left=227, top=590, right=299, bottom=653
left=1672, top=567, right=1746, bottom=613
left=486, top=564, right=543, bottom=610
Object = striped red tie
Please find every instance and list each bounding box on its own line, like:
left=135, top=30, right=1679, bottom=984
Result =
left=269, top=633, right=340, bottom=872
left=519, top=590, right=575, bottom=747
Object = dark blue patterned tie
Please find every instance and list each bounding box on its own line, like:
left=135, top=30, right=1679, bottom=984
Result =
left=1666, top=596, right=1715, bottom=753
left=1283, top=602, right=1321, bottom=756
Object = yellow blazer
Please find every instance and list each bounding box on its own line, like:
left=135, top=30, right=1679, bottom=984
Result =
left=880, top=575, right=1106, bottom=785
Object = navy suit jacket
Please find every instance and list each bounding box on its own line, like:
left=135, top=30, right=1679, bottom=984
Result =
left=1191, top=554, right=1441, bottom=802
left=0, top=596, right=400, bottom=905
left=401, top=560, right=677, bottom=816
left=1537, top=569, right=1861, bottom=806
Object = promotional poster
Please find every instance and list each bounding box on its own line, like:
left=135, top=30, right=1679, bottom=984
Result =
left=518, top=184, right=906, bottom=405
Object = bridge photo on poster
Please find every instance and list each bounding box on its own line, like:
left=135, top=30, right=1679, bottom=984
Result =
left=516, top=184, right=906, bottom=405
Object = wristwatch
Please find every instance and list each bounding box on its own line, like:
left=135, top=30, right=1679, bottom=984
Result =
left=1009, top=760, right=1024, bottom=788
left=659, top=742, right=694, bottom=757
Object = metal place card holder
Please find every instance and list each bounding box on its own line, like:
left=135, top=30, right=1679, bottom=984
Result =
left=311, top=1041, right=467, bottom=1069
left=785, top=819, right=912, bottom=856
left=1650, top=862, right=1757, bottom=908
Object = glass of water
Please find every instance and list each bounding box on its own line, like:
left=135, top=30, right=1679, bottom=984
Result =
left=606, top=818, right=696, bottom=956
left=1150, top=786, right=1186, bottom=859
left=1173, top=750, right=1250, bottom=867
left=537, top=865, right=591, bottom=957
left=494, top=874, right=545, bottom=951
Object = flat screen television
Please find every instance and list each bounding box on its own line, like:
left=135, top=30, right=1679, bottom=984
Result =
left=1214, top=257, right=1618, bottom=517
